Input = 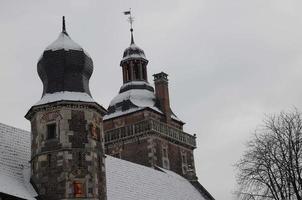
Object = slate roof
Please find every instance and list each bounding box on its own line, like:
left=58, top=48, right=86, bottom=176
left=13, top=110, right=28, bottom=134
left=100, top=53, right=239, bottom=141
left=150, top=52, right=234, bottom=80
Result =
left=0, top=122, right=208, bottom=200
left=0, top=123, right=37, bottom=200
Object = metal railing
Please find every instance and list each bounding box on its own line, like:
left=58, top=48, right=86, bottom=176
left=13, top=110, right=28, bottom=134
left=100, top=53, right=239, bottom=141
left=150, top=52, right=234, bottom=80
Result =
left=104, top=119, right=196, bottom=148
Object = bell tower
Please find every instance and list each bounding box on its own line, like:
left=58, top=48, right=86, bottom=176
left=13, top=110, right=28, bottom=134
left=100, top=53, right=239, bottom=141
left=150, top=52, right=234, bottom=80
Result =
left=25, top=17, right=107, bottom=200
left=104, top=12, right=197, bottom=180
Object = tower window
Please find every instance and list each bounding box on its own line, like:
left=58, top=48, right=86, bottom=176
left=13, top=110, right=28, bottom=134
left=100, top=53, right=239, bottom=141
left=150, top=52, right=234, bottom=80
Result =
left=47, top=154, right=51, bottom=167
left=134, top=65, right=140, bottom=80
left=163, top=148, right=168, bottom=158
left=47, top=123, right=56, bottom=139
left=73, top=181, right=85, bottom=198
left=142, top=66, right=147, bottom=80
left=126, top=66, right=131, bottom=81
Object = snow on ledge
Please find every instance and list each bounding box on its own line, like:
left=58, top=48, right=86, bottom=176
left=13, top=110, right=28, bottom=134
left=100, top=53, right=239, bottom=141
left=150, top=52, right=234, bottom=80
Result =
left=120, top=81, right=151, bottom=91
left=35, top=91, right=95, bottom=106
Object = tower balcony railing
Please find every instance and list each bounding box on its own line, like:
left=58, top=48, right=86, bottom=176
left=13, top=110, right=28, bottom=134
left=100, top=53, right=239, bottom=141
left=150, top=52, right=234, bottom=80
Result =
left=104, top=119, right=196, bottom=148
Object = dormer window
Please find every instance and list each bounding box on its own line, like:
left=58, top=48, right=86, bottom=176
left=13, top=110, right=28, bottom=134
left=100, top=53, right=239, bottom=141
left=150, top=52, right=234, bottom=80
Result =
left=47, top=123, right=56, bottom=139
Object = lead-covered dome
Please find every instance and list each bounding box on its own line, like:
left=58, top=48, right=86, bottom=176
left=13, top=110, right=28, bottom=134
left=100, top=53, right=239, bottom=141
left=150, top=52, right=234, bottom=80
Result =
left=120, top=30, right=148, bottom=65
left=36, top=17, right=95, bottom=105
left=122, top=43, right=146, bottom=61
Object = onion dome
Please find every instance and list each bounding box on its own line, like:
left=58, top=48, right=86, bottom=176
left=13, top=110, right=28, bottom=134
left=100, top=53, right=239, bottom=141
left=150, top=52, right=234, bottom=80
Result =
left=37, top=17, right=94, bottom=105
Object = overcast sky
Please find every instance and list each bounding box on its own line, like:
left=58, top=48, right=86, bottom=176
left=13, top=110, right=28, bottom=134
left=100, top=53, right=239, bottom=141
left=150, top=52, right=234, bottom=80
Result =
left=1, top=0, right=302, bottom=199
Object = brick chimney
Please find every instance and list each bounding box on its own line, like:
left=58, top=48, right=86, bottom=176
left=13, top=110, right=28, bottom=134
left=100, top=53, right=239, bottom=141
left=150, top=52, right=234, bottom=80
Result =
left=153, top=72, right=171, bottom=123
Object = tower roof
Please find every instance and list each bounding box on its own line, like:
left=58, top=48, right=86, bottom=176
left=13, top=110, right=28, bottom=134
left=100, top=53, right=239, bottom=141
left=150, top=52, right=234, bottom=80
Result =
left=37, top=17, right=95, bottom=105
left=45, top=16, right=86, bottom=53
left=121, top=28, right=147, bottom=64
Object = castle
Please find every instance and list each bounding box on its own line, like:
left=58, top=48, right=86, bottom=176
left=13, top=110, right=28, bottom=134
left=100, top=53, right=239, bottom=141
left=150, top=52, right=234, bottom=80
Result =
left=0, top=17, right=214, bottom=200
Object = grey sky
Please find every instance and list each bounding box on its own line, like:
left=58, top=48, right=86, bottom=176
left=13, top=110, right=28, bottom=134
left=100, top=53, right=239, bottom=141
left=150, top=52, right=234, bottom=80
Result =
left=1, top=0, right=302, bottom=199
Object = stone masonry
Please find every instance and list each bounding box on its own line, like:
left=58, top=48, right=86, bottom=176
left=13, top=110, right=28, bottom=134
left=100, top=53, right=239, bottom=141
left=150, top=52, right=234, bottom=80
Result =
left=26, top=102, right=106, bottom=200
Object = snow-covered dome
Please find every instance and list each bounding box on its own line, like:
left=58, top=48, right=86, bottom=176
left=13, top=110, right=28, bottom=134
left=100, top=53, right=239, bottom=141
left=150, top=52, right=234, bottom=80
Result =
left=105, top=81, right=162, bottom=120
left=121, top=30, right=147, bottom=64
left=122, top=43, right=146, bottom=61
left=45, top=32, right=84, bottom=52
left=36, top=17, right=95, bottom=105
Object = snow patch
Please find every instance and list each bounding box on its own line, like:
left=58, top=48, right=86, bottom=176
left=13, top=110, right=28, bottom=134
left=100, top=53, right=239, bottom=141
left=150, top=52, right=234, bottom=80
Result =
left=35, top=91, right=95, bottom=106
left=46, top=32, right=82, bottom=51
left=109, top=89, right=155, bottom=108
left=120, top=81, right=151, bottom=91
left=122, top=53, right=146, bottom=61
left=104, top=107, right=144, bottom=120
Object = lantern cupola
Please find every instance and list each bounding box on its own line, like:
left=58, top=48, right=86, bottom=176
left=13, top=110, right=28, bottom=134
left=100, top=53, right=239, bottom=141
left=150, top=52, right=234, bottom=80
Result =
left=120, top=28, right=149, bottom=83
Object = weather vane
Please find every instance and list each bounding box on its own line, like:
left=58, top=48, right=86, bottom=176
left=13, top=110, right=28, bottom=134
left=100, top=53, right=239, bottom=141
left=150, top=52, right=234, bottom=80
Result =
left=123, top=8, right=134, bottom=31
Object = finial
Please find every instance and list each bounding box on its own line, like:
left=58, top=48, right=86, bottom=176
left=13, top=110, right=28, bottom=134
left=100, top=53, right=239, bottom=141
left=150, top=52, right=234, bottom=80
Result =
left=124, top=9, right=135, bottom=44
left=130, top=28, right=134, bottom=44
left=62, top=16, right=68, bottom=35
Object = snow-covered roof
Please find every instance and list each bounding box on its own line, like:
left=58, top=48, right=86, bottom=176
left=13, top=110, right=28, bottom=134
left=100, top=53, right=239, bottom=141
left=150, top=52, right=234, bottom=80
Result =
left=106, top=156, right=206, bottom=200
left=104, top=82, right=162, bottom=120
left=109, top=88, right=156, bottom=108
left=122, top=43, right=146, bottom=62
left=105, top=81, right=183, bottom=122
left=0, top=123, right=207, bottom=200
left=35, top=91, right=95, bottom=106
left=46, top=32, right=83, bottom=51
left=0, top=123, right=37, bottom=200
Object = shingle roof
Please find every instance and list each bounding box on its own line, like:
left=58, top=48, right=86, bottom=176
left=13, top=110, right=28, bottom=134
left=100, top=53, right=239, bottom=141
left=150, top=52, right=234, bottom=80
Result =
left=0, top=123, right=37, bottom=200
left=0, top=123, right=206, bottom=200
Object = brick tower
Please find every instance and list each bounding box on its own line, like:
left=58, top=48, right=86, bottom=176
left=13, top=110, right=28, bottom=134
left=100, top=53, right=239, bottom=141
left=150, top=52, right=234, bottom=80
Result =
left=25, top=17, right=107, bottom=200
left=103, top=25, right=197, bottom=179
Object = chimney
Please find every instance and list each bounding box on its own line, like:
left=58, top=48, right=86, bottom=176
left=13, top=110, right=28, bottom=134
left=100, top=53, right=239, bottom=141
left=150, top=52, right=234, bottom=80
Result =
left=153, top=72, right=171, bottom=123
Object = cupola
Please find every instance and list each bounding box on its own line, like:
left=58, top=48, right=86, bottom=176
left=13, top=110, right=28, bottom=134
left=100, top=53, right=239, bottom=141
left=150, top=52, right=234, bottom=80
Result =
left=120, top=28, right=149, bottom=83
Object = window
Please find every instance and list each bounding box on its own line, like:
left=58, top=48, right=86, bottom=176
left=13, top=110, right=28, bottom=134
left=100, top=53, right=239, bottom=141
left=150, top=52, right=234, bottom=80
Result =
left=47, top=123, right=56, bottom=139
left=162, top=146, right=170, bottom=169
left=181, top=151, right=188, bottom=174
left=133, top=65, right=140, bottom=79
left=163, top=148, right=168, bottom=158
left=47, top=154, right=51, bottom=167
left=163, top=160, right=169, bottom=169
left=78, top=152, right=84, bottom=167
left=142, top=66, right=146, bottom=80
left=73, top=181, right=85, bottom=198
left=182, top=154, right=187, bottom=164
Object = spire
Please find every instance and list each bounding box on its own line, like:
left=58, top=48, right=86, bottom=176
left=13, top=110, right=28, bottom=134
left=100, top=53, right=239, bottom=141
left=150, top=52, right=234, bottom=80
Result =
left=130, top=28, right=134, bottom=44
left=62, top=16, right=68, bottom=35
